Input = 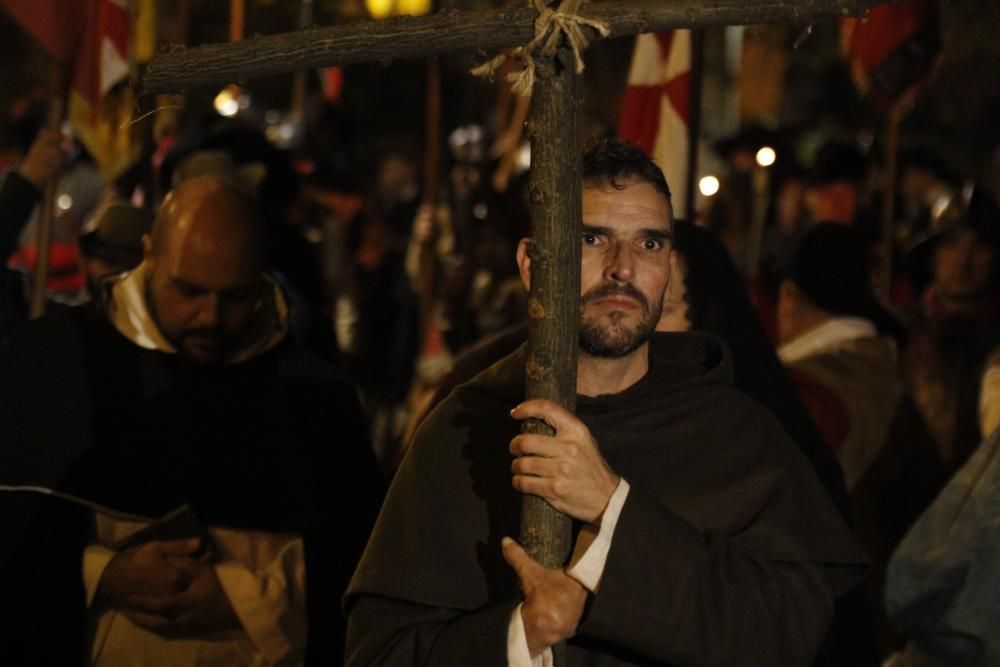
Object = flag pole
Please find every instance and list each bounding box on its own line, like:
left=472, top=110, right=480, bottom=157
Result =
left=230, top=0, right=245, bottom=42
left=684, top=28, right=703, bottom=223
left=29, top=63, right=65, bottom=319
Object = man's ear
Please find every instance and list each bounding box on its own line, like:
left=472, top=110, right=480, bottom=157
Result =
left=516, top=237, right=532, bottom=291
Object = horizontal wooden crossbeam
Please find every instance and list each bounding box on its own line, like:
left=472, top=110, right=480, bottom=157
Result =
left=145, top=0, right=901, bottom=93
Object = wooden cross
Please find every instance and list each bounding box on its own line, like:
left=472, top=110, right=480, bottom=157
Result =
left=145, top=0, right=897, bottom=571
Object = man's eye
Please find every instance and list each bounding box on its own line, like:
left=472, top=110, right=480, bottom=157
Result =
left=583, top=233, right=600, bottom=245
left=642, top=238, right=664, bottom=251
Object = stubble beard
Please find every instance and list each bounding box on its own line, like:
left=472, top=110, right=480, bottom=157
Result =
left=578, top=283, right=661, bottom=358
left=145, top=282, right=225, bottom=365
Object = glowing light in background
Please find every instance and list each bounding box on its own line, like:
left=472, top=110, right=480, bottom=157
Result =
left=699, top=175, right=720, bottom=197
left=57, top=194, right=73, bottom=211
left=214, top=86, right=241, bottom=117
left=516, top=143, right=531, bottom=171
left=397, top=0, right=431, bottom=15
left=366, top=0, right=431, bottom=19
left=365, top=0, right=393, bottom=18
left=755, top=146, right=777, bottom=168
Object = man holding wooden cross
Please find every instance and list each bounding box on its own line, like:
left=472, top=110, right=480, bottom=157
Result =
left=345, top=139, right=867, bottom=666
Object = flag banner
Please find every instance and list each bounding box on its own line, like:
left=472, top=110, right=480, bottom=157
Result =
left=68, top=0, right=138, bottom=182
left=3, top=0, right=139, bottom=182
left=842, top=1, right=941, bottom=111
left=619, top=31, right=691, bottom=219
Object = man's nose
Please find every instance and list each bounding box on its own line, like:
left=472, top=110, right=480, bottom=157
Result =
left=604, top=244, right=636, bottom=283
left=194, top=294, right=222, bottom=328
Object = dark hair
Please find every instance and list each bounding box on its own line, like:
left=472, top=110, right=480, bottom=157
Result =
left=582, top=138, right=672, bottom=207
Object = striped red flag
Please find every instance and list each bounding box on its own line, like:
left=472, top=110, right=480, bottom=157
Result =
left=618, top=31, right=691, bottom=218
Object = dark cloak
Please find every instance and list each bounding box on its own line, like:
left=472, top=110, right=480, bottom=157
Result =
left=345, top=332, right=868, bottom=666
left=0, top=305, right=385, bottom=665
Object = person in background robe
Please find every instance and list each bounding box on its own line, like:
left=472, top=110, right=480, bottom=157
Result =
left=900, top=185, right=1000, bottom=475
left=775, top=223, right=944, bottom=656
left=0, top=177, right=384, bottom=665
left=345, top=139, right=867, bottom=666
left=660, top=220, right=882, bottom=666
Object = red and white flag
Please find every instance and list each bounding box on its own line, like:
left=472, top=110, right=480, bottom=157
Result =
left=2, top=0, right=137, bottom=181
left=618, top=31, right=691, bottom=218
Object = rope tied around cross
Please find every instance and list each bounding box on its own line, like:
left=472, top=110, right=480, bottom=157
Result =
left=471, top=0, right=610, bottom=96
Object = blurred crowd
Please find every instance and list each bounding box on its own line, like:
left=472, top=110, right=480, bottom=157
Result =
left=1, top=92, right=998, bottom=665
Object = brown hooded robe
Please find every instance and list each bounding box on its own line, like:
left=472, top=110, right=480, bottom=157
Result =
left=345, top=332, right=867, bottom=666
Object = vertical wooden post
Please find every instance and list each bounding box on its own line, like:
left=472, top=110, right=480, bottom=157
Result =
left=229, top=0, right=246, bottom=42
left=684, top=28, right=704, bottom=222
left=745, top=163, right=771, bottom=276
left=521, top=45, right=581, bottom=667
left=519, top=46, right=580, bottom=570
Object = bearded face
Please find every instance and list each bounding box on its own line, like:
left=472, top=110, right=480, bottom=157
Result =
left=579, top=281, right=660, bottom=358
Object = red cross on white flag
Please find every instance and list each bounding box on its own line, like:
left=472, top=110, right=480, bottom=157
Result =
left=618, top=31, right=692, bottom=219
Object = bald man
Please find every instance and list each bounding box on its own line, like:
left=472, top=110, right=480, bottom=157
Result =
left=0, top=177, right=383, bottom=665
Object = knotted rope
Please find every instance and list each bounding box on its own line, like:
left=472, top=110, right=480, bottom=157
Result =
left=471, top=0, right=610, bottom=96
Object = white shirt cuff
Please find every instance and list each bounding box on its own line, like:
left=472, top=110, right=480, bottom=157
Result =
left=82, top=544, right=117, bottom=607
left=507, top=603, right=554, bottom=667
left=565, top=478, right=630, bottom=592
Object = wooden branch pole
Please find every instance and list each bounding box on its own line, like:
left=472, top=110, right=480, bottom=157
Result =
left=145, top=0, right=901, bottom=94
left=519, top=46, right=582, bottom=571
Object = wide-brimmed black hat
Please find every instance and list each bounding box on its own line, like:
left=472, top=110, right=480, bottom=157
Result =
left=779, top=222, right=905, bottom=341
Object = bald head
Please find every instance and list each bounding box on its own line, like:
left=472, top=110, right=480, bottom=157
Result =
left=150, top=176, right=264, bottom=267
left=143, top=176, right=269, bottom=363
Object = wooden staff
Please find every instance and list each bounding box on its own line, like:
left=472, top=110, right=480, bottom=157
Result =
left=29, top=65, right=65, bottom=320
left=520, top=43, right=581, bottom=573
left=520, top=42, right=582, bottom=667
left=230, top=0, right=245, bottom=42
left=684, top=28, right=704, bottom=222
